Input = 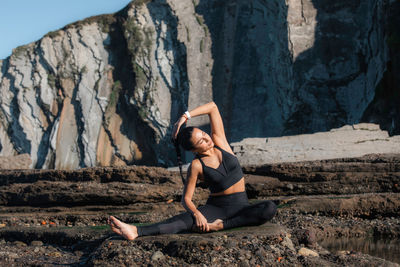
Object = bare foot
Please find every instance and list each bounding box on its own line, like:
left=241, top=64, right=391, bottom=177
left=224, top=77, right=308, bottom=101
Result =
left=108, top=216, right=138, bottom=240
left=208, top=219, right=224, bottom=231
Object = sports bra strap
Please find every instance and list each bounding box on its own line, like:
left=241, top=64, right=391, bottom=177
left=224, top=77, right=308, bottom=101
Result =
left=214, top=145, right=222, bottom=151
left=195, top=153, right=205, bottom=165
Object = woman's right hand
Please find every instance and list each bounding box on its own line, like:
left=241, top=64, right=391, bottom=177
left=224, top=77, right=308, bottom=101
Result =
left=193, top=211, right=210, bottom=232
left=172, top=115, right=188, bottom=141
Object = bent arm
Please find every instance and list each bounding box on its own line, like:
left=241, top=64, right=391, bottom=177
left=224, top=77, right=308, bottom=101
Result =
left=186, top=101, right=229, bottom=148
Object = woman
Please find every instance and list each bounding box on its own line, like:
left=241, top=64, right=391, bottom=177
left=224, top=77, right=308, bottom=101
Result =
left=108, top=101, right=277, bottom=240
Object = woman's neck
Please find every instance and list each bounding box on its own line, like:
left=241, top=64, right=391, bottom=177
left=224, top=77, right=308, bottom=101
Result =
left=196, top=146, right=216, bottom=157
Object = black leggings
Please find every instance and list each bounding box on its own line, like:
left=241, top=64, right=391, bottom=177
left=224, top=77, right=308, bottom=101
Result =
left=137, top=191, right=277, bottom=236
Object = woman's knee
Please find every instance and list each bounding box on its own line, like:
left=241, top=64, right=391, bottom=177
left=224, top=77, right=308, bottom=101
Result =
left=260, top=201, right=277, bottom=221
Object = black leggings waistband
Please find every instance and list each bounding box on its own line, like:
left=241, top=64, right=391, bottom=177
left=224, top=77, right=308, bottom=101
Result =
left=206, top=191, right=249, bottom=207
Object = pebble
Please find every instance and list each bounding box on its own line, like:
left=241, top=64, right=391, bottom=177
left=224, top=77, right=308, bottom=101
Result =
left=0, top=252, right=19, bottom=259
left=48, top=251, right=62, bottom=257
left=239, top=259, right=250, bottom=267
left=298, top=247, right=319, bottom=257
left=269, top=245, right=280, bottom=253
left=31, top=240, right=43, bottom=246
left=74, top=250, right=84, bottom=257
left=337, top=250, right=351, bottom=255
left=13, top=241, right=27, bottom=247
left=151, top=251, right=165, bottom=261
left=281, top=235, right=295, bottom=251
left=295, top=228, right=317, bottom=248
left=226, top=240, right=238, bottom=248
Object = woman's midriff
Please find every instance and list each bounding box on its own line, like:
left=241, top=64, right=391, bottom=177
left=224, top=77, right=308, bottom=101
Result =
left=209, top=177, right=245, bottom=196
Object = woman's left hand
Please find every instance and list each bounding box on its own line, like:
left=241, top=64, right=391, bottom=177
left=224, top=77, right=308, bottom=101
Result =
left=172, top=115, right=187, bottom=140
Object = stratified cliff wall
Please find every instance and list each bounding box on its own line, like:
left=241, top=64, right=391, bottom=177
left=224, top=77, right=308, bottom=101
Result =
left=0, top=1, right=212, bottom=169
left=0, top=0, right=397, bottom=169
left=196, top=0, right=390, bottom=140
left=361, top=0, right=400, bottom=136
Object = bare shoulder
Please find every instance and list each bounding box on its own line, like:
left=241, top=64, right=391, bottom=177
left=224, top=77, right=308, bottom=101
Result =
left=212, top=134, right=235, bottom=155
left=189, top=158, right=202, bottom=172
left=190, top=157, right=204, bottom=180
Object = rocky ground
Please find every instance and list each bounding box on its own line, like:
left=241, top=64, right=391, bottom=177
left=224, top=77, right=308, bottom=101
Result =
left=0, top=153, right=399, bottom=266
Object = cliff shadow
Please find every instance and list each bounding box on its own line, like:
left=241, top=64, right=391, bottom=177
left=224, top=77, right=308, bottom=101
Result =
left=360, top=1, right=400, bottom=136
left=195, top=0, right=293, bottom=142
left=195, top=0, right=394, bottom=141
left=286, top=0, right=390, bottom=136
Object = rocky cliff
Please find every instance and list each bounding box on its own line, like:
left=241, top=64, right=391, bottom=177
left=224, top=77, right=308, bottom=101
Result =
left=0, top=0, right=397, bottom=169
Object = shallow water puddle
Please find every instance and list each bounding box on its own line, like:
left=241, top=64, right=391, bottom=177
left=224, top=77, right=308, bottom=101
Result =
left=318, top=236, right=400, bottom=264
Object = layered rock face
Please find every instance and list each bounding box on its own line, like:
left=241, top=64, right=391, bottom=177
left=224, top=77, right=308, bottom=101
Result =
left=0, top=0, right=396, bottom=169
left=0, top=1, right=211, bottom=169
left=0, top=154, right=399, bottom=265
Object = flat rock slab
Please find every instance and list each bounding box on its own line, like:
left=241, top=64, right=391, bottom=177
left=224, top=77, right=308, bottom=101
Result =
left=0, top=226, right=109, bottom=246
left=0, top=154, right=398, bottom=265
left=231, top=123, right=400, bottom=165
left=88, top=223, right=398, bottom=266
left=0, top=221, right=398, bottom=266
left=0, top=153, right=398, bottom=207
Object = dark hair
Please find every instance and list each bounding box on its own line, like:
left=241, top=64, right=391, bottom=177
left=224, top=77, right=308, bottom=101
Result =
left=173, top=126, right=195, bottom=184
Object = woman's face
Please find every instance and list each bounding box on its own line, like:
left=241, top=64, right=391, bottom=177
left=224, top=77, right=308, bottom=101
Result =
left=190, top=128, right=214, bottom=153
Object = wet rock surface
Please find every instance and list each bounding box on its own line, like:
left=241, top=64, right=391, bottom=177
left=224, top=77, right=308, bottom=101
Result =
left=0, top=153, right=399, bottom=266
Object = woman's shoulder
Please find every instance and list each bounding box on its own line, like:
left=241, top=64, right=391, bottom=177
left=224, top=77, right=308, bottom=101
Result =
left=190, top=157, right=203, bottom=171
left=190, top=157, right=204, bottom=180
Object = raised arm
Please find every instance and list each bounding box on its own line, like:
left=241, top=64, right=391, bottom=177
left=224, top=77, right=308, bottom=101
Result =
left=172, top=101, right=230, bottom=150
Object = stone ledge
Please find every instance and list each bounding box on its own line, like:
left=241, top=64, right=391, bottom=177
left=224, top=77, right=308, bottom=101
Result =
left=230, top=123, right=400, bottom=165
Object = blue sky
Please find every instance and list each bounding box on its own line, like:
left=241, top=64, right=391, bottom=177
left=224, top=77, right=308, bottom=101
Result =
left=0, top=0, right=132, bottom=59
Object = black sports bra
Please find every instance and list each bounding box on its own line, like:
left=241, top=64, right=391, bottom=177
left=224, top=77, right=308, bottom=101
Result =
left=195, top=145, right=244, bottom=193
